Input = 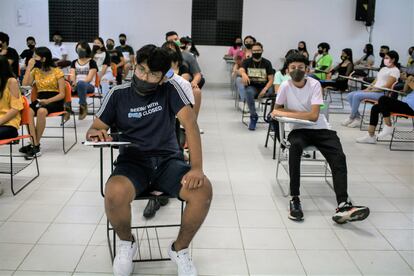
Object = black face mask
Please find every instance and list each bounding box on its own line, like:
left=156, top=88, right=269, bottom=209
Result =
left=363, top=49, right=367, bottom=54
left=92, top=45, right=100, bottom=52
left=234, top=42, right=243, bottom=48
left=119, top=39, right=126, bottom=45
left=318, top=49, right=323, bottom=55
left=379, top=52, right=385, bottom=58
left=107, top=44, right=114, bottom=50
left=290, top=69, right=305, bottom=82
left=77, top=49, right=88, bottom=58
left=34, top=60, right=42, bottom=68
left=298, top=47, right=305, bottom=51
left=252, top=53, right=262, bottom=60
left=245, top=43, right=253, bottom=50
left=28, top=44, right=35, bottom=50
left=131, top=75, right=160, bottom=96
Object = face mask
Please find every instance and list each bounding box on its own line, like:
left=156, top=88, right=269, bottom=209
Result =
left=318, top=49, right=323, bottom=55
left=92, top=45, right=100, bottom=52
left=290, top=69, right=306, bottom=82
left=131, top=75, right=159, bottom=96
left=245, top=43, right=253, bottom=50
left=77, top=49, right=87, bottom=58
left=298, top=47, right=304, bottom=51
left=252, top=52, right=262, bottom=59
left=119, top=39, right=126, bottom=45
left=341, top=56, right=347, bottom=61
left=107, top=44, right=114, bottom=50
left=34, top=60, right=42, bottom=68
left=379, top=52, right=385, bottom=58
left=383, top=58, right=391, bottom=67
left=28, top=44, right=35, bottom=50
left=174, top=40, right=182, bottom=47
left=363, top=49, right=367, bottom=54
left=234, top=42, right=243, bottom=48
left=409, top=51, right=414, bottom=57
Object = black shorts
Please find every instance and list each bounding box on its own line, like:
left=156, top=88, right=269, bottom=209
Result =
left=111, top=151, right=191, bottom=198
left=30, top=92, right=64, bottom=114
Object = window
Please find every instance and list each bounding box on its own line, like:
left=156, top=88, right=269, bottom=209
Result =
left=191, top=0, right=243, bottom=46
left=48, top=0, right=99, bottom=42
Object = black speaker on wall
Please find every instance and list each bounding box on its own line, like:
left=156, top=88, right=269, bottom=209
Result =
left=355, top=0, right=376, bottom=26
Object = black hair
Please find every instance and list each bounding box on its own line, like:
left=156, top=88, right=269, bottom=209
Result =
left=0, top=56, right=15, bottom=98
left=385, top=50, right=400, bottom=68
left=380, top=45, right=390, bottom=51
left=409, top=46, right=414, bottom=54
left=119, top=33, right=127, bottom=38
left=26, top=36, right=36, bottom=42
left=165, top=48, right=182, bottom=67
left=363, top=43, right=374, bottom=60
left=285, top=53, right=310, bottom=67
left=34, top=47, right=56, bottom=71
left=52, top=31, right=62, bottom=37
left=280, top=49, right=300, bottom=75
left=92, top=37, right=106, bottom=58
left=136, top=44, right=172, bottom=76
left=165, top=31, right=178, bottom=41
left=161, top=41, right=183, bottom=66
left=341, top=48, right=354, bottom=64
left=298, top=41, right=308, bottom=52
left=252, top=42, right=263, bottom=49
left=75, top=41, right=92, bottom=58
left=0, top=32, right=10, bottom=45
left=243, top=35, right=256, bottom=44
left=318, top=42, right=330, bottom=52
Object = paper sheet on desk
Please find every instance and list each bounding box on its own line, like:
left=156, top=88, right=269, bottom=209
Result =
left=83, top=141, right=131, bottom=146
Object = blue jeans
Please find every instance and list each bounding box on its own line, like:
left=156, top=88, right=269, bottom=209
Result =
left=346, top=90, right=384, bottom=119
left=235, top=77, right=246, bottom=101
left=245, top=85, right=274, bottom=117
left=76, top=81, right=95, bottom=105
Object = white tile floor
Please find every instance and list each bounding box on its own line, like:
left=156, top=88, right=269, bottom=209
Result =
left=0, top=85, right=413, bottom=275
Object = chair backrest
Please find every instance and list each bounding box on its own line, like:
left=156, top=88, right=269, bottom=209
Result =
left=95, top=73, right=100, bottom=88
left=64, top=80, right=72, bottom=103
left=30, top=85, right=38, bottom=102
left=111, top=63, right=117, bottom=78
left=20, top=96, right=31, bottom=126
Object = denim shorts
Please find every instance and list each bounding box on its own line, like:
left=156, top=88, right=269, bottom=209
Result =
left=111, top=151, right=190, bottom=198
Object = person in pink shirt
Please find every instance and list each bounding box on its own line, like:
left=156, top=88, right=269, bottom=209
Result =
left=227, top=36, right=243, bottom=58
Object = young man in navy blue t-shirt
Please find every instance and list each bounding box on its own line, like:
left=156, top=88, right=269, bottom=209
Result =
left=86, top=45, right=211, bottom=276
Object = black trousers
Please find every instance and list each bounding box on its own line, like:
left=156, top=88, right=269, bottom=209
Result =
left=0, top=126, right=18, bottom=140
left=288, top=129, right=348, bottom=204
left=370, top=96, right=414, bottom=126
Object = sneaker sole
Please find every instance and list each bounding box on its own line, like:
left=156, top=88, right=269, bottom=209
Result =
left=332, top=207, right=370, bottom=224
left=25, top=153, right=42, bottom=160
left=288, top=214, right=304, bottom=221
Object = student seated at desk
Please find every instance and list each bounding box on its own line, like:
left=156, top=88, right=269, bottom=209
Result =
left=86, top=45, right=211, bottom=276
left=357, top=76, right=414, bottom=144
left=323, top=48, right=354, bottom=91
left=271, top=53, right=370, bottom=223
left=342, top=50, right=401, bottom=128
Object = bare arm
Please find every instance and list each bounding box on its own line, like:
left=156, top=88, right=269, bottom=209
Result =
left=272, top=104, right=320, bottom=122
left=0, top=78, right=20, bottom=125
left=85, top=117, right=111, bottom=142
left=84, top=68, right=97, bottom=83
left=177, top=105, right=205, bottom=189
left=22, top=58, right=35, bottom=86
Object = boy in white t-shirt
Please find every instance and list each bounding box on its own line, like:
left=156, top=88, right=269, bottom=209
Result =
left=271, top=53, right=370, bottom=224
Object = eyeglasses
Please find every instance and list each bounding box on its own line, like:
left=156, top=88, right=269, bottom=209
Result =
left=135, top=65, right=163, bottom=82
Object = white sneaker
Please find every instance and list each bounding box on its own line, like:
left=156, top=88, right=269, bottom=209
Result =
left=377, top=125, right=394, bottom=139
left=356, top=134, right=377, bottom=144
left=113, top=234, right=137, bottom=276
left=168, top=242, right=197, bottom=276
left=341, top=117, right=354, bottom=126
left=347, top=118, right=361, bottom=128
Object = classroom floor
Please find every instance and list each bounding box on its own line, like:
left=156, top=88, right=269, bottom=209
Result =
left=0, top=85, right=413, bottom=276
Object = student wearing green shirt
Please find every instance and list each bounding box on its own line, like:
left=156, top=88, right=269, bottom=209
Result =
left=310, top=42, right=333, bottom=80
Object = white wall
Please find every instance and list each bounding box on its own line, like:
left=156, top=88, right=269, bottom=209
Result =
left=1, top=0, right=413, bottom=84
